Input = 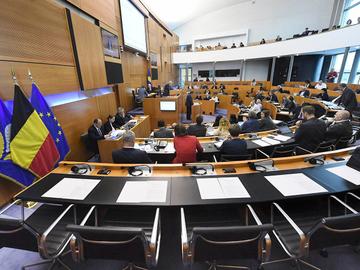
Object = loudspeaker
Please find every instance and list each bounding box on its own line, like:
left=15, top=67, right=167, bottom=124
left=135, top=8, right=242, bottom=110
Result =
left=105, top=61, right=123, bottom=84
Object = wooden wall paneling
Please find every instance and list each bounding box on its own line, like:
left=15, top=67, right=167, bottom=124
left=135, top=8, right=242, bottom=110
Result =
left=71, top=11, right=107, bottom=90
left=53, top=97, right=99, bottom=161
left=95, top=92, right=117, bottom=120
left=0, top=0, right=75, bottom=66
left=66, top=0, right=81, bottom=8
left=0, top=62, right=79, bottom=100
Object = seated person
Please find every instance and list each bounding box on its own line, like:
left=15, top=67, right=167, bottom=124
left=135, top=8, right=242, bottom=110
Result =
left=213, top=118, right=230, bottom=137
left=294, top=105, right=327, bottom=152
left=187, top=115, right=207, bottom=137
left=213, top=115, right=223, bottom=127
left=211, top=83, right=218, bottom=89
left=154, top=120, right=174, bottom=138
left=229, top=114, right=238, bottom=124
left=298, top=87, right=310, bottom=97
left=259, top=110, right=276, bottom=131
left=103, top=115, right=120, bottom=134
left=249, top=99, right=262, bottom=114
left=283, top=96, right=296, bottom=113
left=219, top=124, right=247, bottom=155
left=136, top=86, right=149, bottom=102
left=241, top=111, right=260, bottom=133
left=88, top=118, right=109, bottom=154
left=316, top=88, right=330, bottom=101
left=325, top=110, right=353, bottom=144
left=260, top=38, right=266, bottom=44
left=250, top=79, right=257, bottom=86
left=275, top=35, right=282, bottom=41
left=173, top=124, right=203, bottom=163
left=231, top=43, right=236, bottom=48
left=206, top=77, right=210, bottom=82
left=239, top=42, right=245, bottom=47
left=304, top=80, right=314, bottom=88
left=115, top=107, right=133, bottom=127
left=315, top=80, right=327, bottom=90
left=210, top=94, right=219, bottom=104
left=219, top=83, right=226, bottom=90
left=255, top=90, right=265, bottom=101
left=112, top=131, right=152, bottom=164
left=268, top=90, right=279, bottom=102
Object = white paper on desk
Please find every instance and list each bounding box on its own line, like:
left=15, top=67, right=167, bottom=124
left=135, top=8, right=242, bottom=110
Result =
left=196, top=178, right=224, bottom=199
left=265, top=173, right=327, bottom=196
left=117, top=181, right=168, bottom=203
left=262, top=137, right=281, bottom=145
left=326, top=165, right=360, bottom=185
left=164, top=142, right=175, bottom=153
left=42, top=178, right=100, bottom=200
left=252, top=139, right=270, bottom=147
left=272, top=135, right=291, bottom=142
left=214, top=141, right=223, bottom=149
left=218, top=177, right=250, bottom=198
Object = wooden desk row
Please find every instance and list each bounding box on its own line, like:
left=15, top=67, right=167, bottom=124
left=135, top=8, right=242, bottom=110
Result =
left=284, top=81, right=360, bottom=91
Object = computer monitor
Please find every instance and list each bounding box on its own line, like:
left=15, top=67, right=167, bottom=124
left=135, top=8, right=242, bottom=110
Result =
left=160, top=101, right=176, bottom=112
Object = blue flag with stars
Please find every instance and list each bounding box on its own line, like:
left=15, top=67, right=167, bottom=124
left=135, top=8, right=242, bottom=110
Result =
left=0, top=99, right=35, bottom=187
left=30, top=83, right=70, bottom=161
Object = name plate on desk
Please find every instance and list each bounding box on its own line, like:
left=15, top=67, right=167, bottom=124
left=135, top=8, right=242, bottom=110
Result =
left=42, top=178, right=101, bottom=200
left=265, top=173, right=328, bottom=196
left=196, top=177, right=250, bottom=200
left=117, top=181, right=168, bottom=203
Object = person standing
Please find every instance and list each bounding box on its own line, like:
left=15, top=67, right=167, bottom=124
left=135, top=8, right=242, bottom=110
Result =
left=326, top=68, right=338, bottom=83
left=336, top=83, right=358, bottom=112
left=185, top=91, right=193, bottom=120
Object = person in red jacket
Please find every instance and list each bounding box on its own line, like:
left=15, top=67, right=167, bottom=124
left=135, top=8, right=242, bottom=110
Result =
left=173, top=124, right=203, bottom=163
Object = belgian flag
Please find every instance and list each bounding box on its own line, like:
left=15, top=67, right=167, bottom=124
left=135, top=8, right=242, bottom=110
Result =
left=10, top=85, right=59, bottom=177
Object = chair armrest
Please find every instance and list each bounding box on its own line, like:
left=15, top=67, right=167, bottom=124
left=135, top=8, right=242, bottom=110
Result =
left=39, top=204, right=74, bottom=258
left=329, top=195, right=357, bottom=215
left=0, top=199, right=21, bottom=216
left=180, top=208, right=190, bottom=265
left=246, top=204, right=262, bottom=225
left=149, top=208, right=161, bottom=265
left=271, top=203, right=306, bottom=256
left=346, top=192, right=360, bottom=202
left=295, top=146, right=313, bottom=154
left=256, top=148, right=269, bottom=158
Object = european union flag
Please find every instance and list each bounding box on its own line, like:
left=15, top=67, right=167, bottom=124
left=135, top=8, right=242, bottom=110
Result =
left=30, top=83, right=70, bottom=161
left=0, top=99, right=35, bottom=187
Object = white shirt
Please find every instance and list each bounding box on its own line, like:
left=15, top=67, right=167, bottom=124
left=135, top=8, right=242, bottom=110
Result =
left=315, top=83, right=327, bottom=90
left=250, top=103, right=262, bottom=114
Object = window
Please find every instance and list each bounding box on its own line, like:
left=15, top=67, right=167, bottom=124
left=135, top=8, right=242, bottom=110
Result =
left=330, top=52, right=356, bottom=83
left=179, top=66, right=192, bottom=87
left=198, top=70, right=210, bottom=78
left=341, top=0, right=360, bottom=26
left=215, top=69, right=240, bottom=77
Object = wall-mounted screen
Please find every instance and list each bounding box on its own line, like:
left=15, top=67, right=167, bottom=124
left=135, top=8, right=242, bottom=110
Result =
left=101, top=29, right=120, bottom=58
left=215, top=69, right=240, bottom=77
left=160, top=101, right=176, bottom=111
left=119, top=0, right=147, bottom=54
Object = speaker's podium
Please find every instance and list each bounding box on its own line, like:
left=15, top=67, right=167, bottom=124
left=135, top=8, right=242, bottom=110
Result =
left=143, top=95, right=182, bottom=130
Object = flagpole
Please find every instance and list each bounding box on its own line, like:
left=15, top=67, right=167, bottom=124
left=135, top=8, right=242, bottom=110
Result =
left=28, top=69, right=34, bottom=83
left=11, top=68, right=18, bottom=85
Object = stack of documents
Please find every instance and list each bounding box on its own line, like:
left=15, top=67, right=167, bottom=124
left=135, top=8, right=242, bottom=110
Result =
left=326, top=165, right=360, bottom=185
left=262, top=137, right=281, bottom=145
left=196, top=177, right=250, bottom=200
left=42, top=178, right=101, bottom=200
left=272, top=134, right=291, bottom=142
left=117, top=181, right=168, bottom=203
left=265, top=173, right=327, bottom=196
left=252, top=139, right=270, bottom=147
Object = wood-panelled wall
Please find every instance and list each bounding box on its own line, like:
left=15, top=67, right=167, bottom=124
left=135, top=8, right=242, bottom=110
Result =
left=0, top=0, right=179, bottom=161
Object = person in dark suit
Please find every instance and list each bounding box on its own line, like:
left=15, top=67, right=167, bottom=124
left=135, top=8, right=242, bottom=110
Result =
left=187, top=115, right=207, bottom=137
left=103, top=115, right=120, bottom=135
left=112, top=131, right=152, bottom=164
left=185, top=91, right=193, bottom=120
left=239, top=42, right=245, bottom=47
left=213, top=115, right=223, bottom=127
left=259, top=110, right=276, bottom=131
left=283, top=96, right=297, bottom=113
left=241, top=111, right=260, bottom=133
left=136, top=86, right=148, bottom=102
left=163, top=81, right=172, bottom=96
left=88, top=118, right=109, bottom=154
left=268, top=90, right=279, bottom=103
left=115, top=107, right=133, bottom=127
left=326, top=110, right=353, bottom=145
left=316, top=88, right=330, bottom=101
left=173, top=124, right=203, bottom=163
left=154, top=120, right=174, bottom=138
left=219, top=124, right=247, bottom=155
left=294, top=105, right=327, bottom=152
left=336, top=83, right=358, bottom=112
left=298, top=87, right=310, bottom=97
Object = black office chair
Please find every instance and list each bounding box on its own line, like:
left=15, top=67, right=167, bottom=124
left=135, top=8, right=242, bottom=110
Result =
left=314, top=139, right=336, bottom=153
left=181, top=204, right=272, bottom=270
left=80, top=133, right=96, bottom=159
left=264, top=195, right=360, bottom=269
left=67, top=206, right=161, bottom=270
left=220, top=153, right=252, bottom=161
left=132, top=90, right=142, bottom=107
left=0, top=201, right=77, bottom=270
left=270, top=144, right=298, bottom=158
left=335, top=135, right=353, bottom=149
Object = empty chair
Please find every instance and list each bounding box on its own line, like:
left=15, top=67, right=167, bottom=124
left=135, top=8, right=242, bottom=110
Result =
left=264, top=195, right=360, bottom=269
left=220, top=153, right=252, bottom=161
left=181, top=204, right=272, bottom=269
left=346, top=192, right=360, bottom=212
left=67, top=206, right=161, bottom=270
left=314, top=139, right=336, bottom=153
left=270, top=144, right=298, bottom=158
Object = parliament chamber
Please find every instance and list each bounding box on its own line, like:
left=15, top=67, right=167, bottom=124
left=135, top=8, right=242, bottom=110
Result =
left=1, top=0, right=360, bottom=270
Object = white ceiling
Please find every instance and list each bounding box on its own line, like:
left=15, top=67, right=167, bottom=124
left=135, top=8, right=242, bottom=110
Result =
left=140, top=0, right=251, bottom=30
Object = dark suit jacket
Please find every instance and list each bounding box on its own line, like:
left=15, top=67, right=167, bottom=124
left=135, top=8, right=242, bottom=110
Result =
left=185, top=94, right=193, bottom=107
left=241, top=119, right=260, bottom=133
left=112, top=148, right=152, bottom=164
left=259, top=117, right=276, bottom=131
left=163, top=84, right=171, bottom=96
left=103, top=121, right=120, bottom=135
left=220, top=138, right=247, bottom=155
left=294, top=118, right=326, bottom=152
left=154, top=127, right=174, bottom=138
left=115, top=113, right=131, bottom=127
left=326, top=120, right=353, bottom=141
left=269, top=93, right=278, bottom=102
left=299, top=89, right=310, bottom=97
left=88, top=125, right=105, bottom=153
left=337, top=88, right=357, bottom=112
left=187, top=124, right=207, bottom=137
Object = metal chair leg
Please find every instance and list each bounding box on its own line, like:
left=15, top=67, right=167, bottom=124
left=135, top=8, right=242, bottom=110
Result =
left=299, top=259, right=321, bottom=270
left=21, top=259, right=54, bottom=270
left=57, top=257, right=72, bottom=270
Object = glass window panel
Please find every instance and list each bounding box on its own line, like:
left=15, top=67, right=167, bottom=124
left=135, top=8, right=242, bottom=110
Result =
left=342, top=2, right=360, bottom=25
left=344, top=52, right=355, bottom=72
left=332, top=54, right=344, bottom=72
left=341, top=72, right=351, bottom=83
